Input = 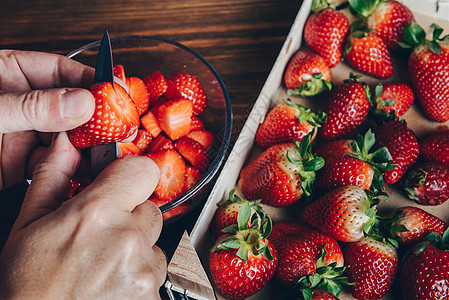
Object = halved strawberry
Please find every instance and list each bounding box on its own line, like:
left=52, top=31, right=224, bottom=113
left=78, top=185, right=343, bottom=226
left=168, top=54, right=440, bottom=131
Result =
left=68, top=82, right=140, bottom=149
left=147, top=134, right=174, bottom=153
left=186, top=130, right=214, bottom=150
left=184, top=166, right=202, bottom=192
left=140, top=110, right=162, bottom=138
left=119, top=142, right=142, bottom=156
left=126, top=76, right=150, bottom=116
left=144, top=71, right=168, bottom=106
left=132, top=128, right=153, bottom=153
left=165, top=71, right=207, bottom=115
left=158, top=98, right=193, bottom=140
left=144, top=149, right=186, bottom=201
left=174, top=137, right=209, bottom=172
left=113, top=64, right=126, bottom=81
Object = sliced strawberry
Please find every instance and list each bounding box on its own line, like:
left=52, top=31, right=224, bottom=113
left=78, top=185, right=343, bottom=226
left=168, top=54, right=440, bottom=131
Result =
left=144, top=149, right=186, bottom=201
left=147, top=134, right=174, bottom=153
left=184, top=166, right=202, bottom=192
left=68, top=82, right=139, bottom=149
left=165, top=71, right=207, bottom=115
left=113, top=64, right=126, bottom=81
left=119, top=142, right=142, bottom=156
left=174, top=137, right=209, bottom=172
left=158, top=98, right=193, bottom=140
left=140, top=110, right=161, bottom=138
left=186, top=130, right=214, bottom=150
left=144, top=71, right=168, bottom=106
left=126, top=76, right=150, bottom=116
left=191, top=115, right=205, bottom=131
left=132, top=129, right=153, bottom=153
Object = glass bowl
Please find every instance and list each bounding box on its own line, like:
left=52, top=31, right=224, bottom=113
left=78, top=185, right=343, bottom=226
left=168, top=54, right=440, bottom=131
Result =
left=67, top=35, right=232, bottom=223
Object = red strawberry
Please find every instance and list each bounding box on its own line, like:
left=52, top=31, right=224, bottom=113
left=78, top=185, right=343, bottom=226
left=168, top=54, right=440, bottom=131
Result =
left=190, top=115, right=205, bottom=131
left=68, top=178, right=82, bottom=198
left=119, top=142, right=141, bottom=156
left=209, top=207, right=277, bottom=300
left=184, top=166, right=202, bottom=192
left=147, top=195, right=188, bottom=222
left=303, top=186, right=382, bottom=242
left=270, top=222, right=344, bottom=287
left=144, top=70, right=168, bottom=106
left=132, top=128, right=153, bottom=153
left=390, top=206, right=447, bottom=246
left=140, top=109, right=162, bottom=138
left=345, top=33, right=393, bottom=79
left=403, top=23, right=449, bottom=122
left=68, top=82, right=139, bottom=149
left=255, top=99, right=326, bottom=149
left=303, top=3, right=350, bottom=67
left=400, top=232, right=449, bottom=299
left=186, top=130, right=214, bottom=150
left=113, top=64, right=126, bottom=81
left=165, top=71, right=207, bottom=115
left=144, top=149, right=186, bottom=201
left=315, top=130, right=394, bottom=192
left=126, top=76, right=150, bottom=116
left=311, top=290, right=339, bottom=300
left=344, top=237, right=398, bottom=299
left=420, top=129, right=449, bottom=166
left=239, top=133, right=324, bottom=207
left=158, top=98, right=193, bottom=140
left=283, top=49, right=333, bottom=97
left=320, top=74, right=370, bottom=140
left=349, top=0, right=415, bottom=50
left=147, top=134, right=174, bottom=153
left=174, top=137, right=209, bottom=172
left=371, top=83, right=415, bottom=121
left=402, top=161, right=449, bottom=206
left=373, top=120, right=419, bottom=184
left=210, top=190, right=264, bottom=238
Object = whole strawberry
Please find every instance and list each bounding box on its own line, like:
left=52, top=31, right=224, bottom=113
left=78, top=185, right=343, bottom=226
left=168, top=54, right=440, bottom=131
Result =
left=303, top=185, right=383, bottom=242
left=344, top=236, right=398, bottom=299
left=400, top=231, right=449, bottom=299
left=255, top=99, right=326, bottom=149
left=165, top=71, right=207, bottom=115
left=371, top=83, right=415, bottom=122
left=401, top=23, right=449, bottom=122
left=68, top=82, right=140, bottom=149
left=373, top=120, right=419, bottom=184
left=315, top=129, right=394, bottom=193
left=320, top=73, right=370, bottom=140
left=345, top=32, right=393, bottom=79
left=283, top=49, right=333, bottom=97
left=209, top=206, right=277, bottom=299
left=390, top=206, right=447, bottom=246
left=420, top=129, right=449, bottom=167
left=402, top=161, right=449, bottom=206
left=349, top=0, right=415, bottom=50
left=240, top=132, right=324, bottom=207
left=303, top=0, right=350, bottom=67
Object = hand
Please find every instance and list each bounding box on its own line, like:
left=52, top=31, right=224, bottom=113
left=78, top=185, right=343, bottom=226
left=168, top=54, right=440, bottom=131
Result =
left=0, top=49, right=95, bottom=190
left=0, top=133, right=166, bottom=299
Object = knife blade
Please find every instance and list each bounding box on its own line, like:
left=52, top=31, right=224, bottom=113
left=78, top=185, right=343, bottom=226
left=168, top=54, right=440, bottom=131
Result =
left=91, top=31, right=119, bottom=180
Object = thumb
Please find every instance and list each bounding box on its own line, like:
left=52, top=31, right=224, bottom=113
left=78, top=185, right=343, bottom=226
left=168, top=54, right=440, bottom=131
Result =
left=12, top=132, right=81, bottom=231
left=0, top=88, right=95, bottom=133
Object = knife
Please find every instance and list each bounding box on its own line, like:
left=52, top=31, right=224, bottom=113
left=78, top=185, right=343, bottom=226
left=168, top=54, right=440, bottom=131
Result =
left=90, top=31, right=119, bottom=180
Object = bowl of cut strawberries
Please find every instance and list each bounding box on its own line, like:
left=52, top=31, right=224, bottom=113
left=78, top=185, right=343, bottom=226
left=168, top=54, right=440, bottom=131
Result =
left=67, top=35, right=232, bottom=223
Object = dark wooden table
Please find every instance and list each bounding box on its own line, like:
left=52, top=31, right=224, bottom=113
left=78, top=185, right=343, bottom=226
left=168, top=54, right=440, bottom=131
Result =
left=0, top=0, right=302, bottom=295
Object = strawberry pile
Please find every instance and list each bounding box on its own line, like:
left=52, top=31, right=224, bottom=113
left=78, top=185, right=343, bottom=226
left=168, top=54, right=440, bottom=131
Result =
left=67, top=65, right=214, bottom=221
left=207, top=0, right=449, bottom=299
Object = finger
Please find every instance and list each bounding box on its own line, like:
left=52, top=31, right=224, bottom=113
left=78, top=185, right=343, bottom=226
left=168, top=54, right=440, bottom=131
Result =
left=131, top=200, right=163, bottom=246
left=0, top=88, right=95, bottom=133
left=76, top=155, right=160, bottom=213
left=14, top=132, right=81, bottom=230
left=0, top=50, right=94, bottom=91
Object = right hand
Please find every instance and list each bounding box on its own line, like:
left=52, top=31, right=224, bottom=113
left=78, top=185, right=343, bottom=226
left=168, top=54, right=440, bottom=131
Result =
left=0, top=132, right=166, bottom=299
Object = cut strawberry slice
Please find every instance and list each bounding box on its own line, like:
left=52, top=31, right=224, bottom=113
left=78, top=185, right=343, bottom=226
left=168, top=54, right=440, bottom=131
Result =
left=132, top=129, right=153, bottom=153
left=187, top=130, right=214, bottom=150
left=119, top=142, right=142, bottom=156
left=145, top=149, right=187, bottom=201
left=158, top=98, right=193, bottom=140
left=126, top=76, right=150, bottom=116
left=113, top=64, right=126, bottom=81
left=184, top=166, right=202, bottom=192
left=165, top=71, right=207, bottom=115
left=147, top=134, right=174, bottom=153
left=140, top=110, right=162, bottom=138
left=174, top=137, right=209, bottom=172
left=144, top=71, right=168, bottom=106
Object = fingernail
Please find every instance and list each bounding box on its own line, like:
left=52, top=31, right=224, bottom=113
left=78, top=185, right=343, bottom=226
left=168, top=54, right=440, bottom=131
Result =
left=60, top=89, right=94, bottom=119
